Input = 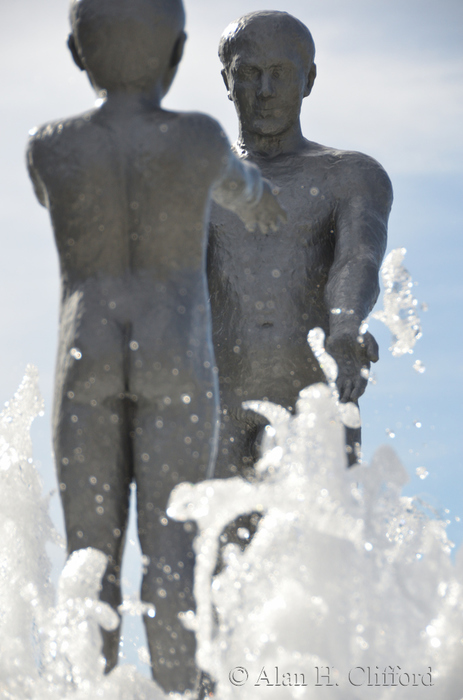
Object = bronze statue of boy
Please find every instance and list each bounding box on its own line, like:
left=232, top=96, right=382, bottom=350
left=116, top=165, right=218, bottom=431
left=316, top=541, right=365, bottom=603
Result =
left=27, top=0, right=284, bottom=694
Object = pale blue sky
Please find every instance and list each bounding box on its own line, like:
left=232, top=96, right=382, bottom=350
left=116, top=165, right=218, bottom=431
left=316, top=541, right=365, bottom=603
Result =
left=0, top=0, right=462, bottom=571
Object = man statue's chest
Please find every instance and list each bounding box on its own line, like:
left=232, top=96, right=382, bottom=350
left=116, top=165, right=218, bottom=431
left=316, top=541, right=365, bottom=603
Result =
left=209, top=158, right=336, bottom=274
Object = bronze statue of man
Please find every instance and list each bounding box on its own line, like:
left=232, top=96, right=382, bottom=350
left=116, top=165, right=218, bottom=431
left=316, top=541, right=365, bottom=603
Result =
left=26, top=0, right=284, bottom=694
left=208, top=11, right=393, bottom=476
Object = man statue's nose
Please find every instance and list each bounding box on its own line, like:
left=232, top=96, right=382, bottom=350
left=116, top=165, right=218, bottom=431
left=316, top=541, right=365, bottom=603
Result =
left=258, top=74, right=275, bottom=98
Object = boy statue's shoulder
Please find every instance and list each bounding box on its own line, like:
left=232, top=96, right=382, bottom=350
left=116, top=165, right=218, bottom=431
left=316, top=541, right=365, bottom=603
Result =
left=27, top=110, right=99, bottom=164
left=175, top=111, right=229, bottom=152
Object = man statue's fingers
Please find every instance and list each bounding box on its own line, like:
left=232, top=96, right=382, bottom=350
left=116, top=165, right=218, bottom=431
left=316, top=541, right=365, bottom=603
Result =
left=351, top=377, right=367, bottom=402
left=364, top=332, right=379, bottom=363
left=339, top=379, right=353, bottom=403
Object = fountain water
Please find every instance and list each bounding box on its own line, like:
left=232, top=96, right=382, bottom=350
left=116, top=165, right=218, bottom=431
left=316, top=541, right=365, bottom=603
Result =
left=1, top=252, right=461, bottom=699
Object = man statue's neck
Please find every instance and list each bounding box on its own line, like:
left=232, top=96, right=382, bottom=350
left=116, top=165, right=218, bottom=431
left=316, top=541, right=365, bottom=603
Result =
left=237, top=123, right=306, bottom=160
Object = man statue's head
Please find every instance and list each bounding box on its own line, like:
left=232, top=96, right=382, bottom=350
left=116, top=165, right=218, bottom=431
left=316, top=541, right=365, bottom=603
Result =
left=68, top=0, right=186, bottom=97
left=219, top=11, right=316, bottom=139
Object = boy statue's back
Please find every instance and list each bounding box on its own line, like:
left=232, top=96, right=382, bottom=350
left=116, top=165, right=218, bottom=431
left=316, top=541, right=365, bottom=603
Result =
left=27, top=0, right=284, bottom=693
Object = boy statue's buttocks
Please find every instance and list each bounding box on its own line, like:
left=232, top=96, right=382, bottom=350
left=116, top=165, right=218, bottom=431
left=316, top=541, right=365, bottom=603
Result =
left=27, top=0, right=284, bottom=694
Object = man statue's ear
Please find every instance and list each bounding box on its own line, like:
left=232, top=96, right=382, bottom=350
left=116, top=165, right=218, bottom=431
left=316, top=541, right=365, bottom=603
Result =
left=170, top=31, right=187, bottom=68
left=304, top=62, right=317, bottom=97
left=67, top=33, right=85, bottom=71
left=221, top=69, right=233, bottom=101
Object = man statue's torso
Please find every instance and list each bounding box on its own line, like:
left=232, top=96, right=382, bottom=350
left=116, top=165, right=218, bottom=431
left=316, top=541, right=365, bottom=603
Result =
left=208, top=143, right=368, bottom=410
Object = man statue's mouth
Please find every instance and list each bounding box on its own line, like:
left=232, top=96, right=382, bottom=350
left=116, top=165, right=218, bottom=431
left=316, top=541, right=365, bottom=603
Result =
left=258, top=109, right=278, bottom=118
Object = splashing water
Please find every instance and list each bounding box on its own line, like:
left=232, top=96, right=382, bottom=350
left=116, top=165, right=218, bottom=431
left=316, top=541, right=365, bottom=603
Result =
left=167, top=331, right=463, bottom=699
left=0, top=368, right=164, bottom=699
left=2, top=252, right=462, bottom=699
left=371, top=248, right=423, bottom=357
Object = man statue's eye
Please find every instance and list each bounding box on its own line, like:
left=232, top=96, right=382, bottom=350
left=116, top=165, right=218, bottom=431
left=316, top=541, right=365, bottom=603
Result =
left=239, top=67, right=258, bottom=79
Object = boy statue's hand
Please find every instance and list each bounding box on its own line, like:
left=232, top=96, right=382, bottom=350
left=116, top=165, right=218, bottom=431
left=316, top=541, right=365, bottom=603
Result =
left=240, top=180, right=287, bottom=234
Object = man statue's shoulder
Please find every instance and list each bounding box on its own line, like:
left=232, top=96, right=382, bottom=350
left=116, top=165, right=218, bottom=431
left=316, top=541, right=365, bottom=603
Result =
left=315, top=146, right=393, bottom=205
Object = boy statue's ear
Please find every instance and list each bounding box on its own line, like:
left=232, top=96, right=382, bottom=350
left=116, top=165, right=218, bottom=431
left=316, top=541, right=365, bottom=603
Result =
left=67, top=33, right=85, bottom=71
left=170, top=31, right=187, bottom=68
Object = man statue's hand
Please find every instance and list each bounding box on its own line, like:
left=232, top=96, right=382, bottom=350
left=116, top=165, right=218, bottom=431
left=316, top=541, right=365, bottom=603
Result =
left=241, top=180, right=287, bottom=234
left=325, top=330, right=379, bottom=403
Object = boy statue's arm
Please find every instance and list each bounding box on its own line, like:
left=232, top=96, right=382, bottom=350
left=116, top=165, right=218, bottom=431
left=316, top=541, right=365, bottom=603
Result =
left=26, top=137, right=48, bottom=208
left=211, top=149, right=287, bottom=234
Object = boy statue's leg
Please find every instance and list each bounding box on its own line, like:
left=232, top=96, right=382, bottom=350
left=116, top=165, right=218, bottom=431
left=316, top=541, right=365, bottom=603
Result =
left=133, top=370, right=218, bottom=694
left=137, top=498, right=198, bottom=693
left=55, top=394, right=133, bottom=671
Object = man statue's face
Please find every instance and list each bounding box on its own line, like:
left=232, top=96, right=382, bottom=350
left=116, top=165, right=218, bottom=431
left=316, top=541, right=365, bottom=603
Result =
left=224, top=34, right=310, bottom=139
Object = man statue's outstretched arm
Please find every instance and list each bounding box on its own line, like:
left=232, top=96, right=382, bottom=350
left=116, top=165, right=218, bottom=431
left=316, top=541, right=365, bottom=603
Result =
left=325, top=157, right=393, bottom=402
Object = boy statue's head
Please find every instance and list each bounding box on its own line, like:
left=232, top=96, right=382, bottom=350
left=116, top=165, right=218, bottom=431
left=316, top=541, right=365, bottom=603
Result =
left=68, top=0, right=186, bottom=97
